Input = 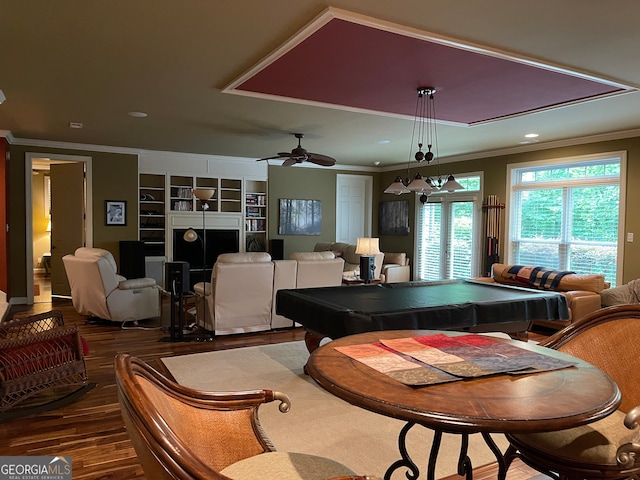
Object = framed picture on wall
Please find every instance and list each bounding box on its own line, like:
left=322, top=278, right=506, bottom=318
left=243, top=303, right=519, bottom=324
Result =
left=278, top=199, right=322, bottom=235
left=379, top=200, right=409, bottom=235
left=105, top=200, right=127, bottom=226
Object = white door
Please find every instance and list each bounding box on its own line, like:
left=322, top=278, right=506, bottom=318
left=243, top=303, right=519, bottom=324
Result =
left=51, top=162, right=86, bottom=296
left=336, top=174, right=372, bottom=243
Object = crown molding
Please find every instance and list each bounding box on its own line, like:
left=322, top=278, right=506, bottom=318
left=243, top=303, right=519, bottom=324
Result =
left=10, top=127, right=640, bottom=174
left=380, top=127, right=640, bottom=172
left=0, top=130, right=14, bottom=142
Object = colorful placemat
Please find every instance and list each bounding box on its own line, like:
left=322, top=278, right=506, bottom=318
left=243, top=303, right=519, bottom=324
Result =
left=334, top=342, right=460, bottom=386
left=335, top=334, right=576, bottom=386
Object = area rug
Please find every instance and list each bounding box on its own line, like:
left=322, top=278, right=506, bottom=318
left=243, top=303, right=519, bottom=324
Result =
left=162, top=341, right=509, bottom=479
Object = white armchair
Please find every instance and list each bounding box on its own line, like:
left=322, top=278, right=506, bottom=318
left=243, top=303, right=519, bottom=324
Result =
left=194, top=252, right=274, bottom=335
left=62, top=247, right=160, bottom=322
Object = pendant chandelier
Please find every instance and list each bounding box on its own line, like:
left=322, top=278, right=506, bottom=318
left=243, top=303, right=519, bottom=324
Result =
left=384, top=87, right=464, bottom=196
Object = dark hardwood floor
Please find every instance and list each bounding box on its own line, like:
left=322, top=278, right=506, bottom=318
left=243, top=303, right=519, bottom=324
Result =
left=1, top=297, right=550, bottom=480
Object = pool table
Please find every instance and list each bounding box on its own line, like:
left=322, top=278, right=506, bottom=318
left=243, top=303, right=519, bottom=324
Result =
left=276, top=279, right=569, bottom=352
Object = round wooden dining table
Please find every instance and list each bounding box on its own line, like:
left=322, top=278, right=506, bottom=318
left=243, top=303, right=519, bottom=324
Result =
left=306, top=330, right=621, bottom=480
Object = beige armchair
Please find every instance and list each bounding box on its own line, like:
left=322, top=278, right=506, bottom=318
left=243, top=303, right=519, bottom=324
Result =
left=194, top=252, right=274, bottom=335
left=62, top=247, right=160, bottom=322
left=381, top=252, right=411, bottom=283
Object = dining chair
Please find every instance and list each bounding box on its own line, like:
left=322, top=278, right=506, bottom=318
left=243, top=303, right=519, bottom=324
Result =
left=503, top=304, right=640, bottom=480
left=115, top=353, right=379, bottom=480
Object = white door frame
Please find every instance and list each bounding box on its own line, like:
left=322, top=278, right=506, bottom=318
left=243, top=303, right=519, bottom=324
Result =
left=25, top=152, right=93, bottom=304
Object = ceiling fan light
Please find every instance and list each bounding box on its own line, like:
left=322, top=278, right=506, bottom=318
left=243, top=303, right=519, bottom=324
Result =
left=442, top=175, right=464, bottom=192
left=384, top=176, right=410, bottom=195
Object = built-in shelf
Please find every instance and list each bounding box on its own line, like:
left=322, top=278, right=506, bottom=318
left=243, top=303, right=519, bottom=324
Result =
left=244, top=181, right=267, bottom=252
left=139, top=174, right=166, bottom=256
left=139, top=173, right=268, bottom=258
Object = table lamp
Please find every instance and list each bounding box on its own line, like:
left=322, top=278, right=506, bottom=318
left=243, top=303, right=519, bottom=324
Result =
left=355, top=237, right=380, bottom=284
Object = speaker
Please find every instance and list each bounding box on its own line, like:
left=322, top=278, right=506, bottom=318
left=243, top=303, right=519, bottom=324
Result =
left=270, top=238, right=284, bottom=260
left=165, top=261, right=190, bottom=294
left=119, top=240, right=145, bottom=279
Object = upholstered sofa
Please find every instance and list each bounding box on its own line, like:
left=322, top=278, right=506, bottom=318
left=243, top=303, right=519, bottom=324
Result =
left=480, top=263, right=609, bottom=329
left=194, top=252, right=345, bottom=334
left=63, top=247, right=161, bottom=323
left=313, top=242, right=410, bottom=283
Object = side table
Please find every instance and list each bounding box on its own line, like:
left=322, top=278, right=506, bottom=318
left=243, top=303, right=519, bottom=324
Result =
left=342, top=276, right=381, bottom=285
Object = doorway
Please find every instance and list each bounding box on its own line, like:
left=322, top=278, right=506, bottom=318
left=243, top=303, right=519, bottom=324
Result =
left=25, top=153, right=92, bottom=304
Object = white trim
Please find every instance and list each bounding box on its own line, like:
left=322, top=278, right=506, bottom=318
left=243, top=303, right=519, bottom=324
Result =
left=505, top=151, right=625, bottom=285
left=9, top=125, right=640, bottom=173
left=381, top=128, right=640, bottom=172
left=222, top=7, right=636, bottom=125
left=413, top=172, right=484, bottom=279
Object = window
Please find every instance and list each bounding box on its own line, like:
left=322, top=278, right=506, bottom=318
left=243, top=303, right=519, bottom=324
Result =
left=507, top=153, right=625, bottom=287
left=415, top=175, right=482, bottom=280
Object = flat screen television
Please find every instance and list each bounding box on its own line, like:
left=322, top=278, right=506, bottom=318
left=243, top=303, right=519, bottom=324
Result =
left=173, top=229, right=240, bottom=269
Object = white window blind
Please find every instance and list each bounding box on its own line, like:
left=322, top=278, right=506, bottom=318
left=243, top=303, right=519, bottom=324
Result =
left=508, top=155, right=623, bottom=286
left=415, top=175, right=481, bottom=281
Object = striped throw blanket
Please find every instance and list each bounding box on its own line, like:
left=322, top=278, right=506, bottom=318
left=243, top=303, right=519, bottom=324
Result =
left=506, top=265, right=575, bottom=290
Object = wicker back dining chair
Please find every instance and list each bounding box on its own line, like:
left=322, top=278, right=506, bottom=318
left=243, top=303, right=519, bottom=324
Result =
left=503, top=304, right=640, bottom=480
left=115, top=353, right=378, bottom=480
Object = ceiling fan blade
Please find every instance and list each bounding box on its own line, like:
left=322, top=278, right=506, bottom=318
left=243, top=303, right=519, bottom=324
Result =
left=257, top=155, right=286, bottom=161
left=307, top=153, right=336, bottom=166
left=282, top=158, right=298, bottom=167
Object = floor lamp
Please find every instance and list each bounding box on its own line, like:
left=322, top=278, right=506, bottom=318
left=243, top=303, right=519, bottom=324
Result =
left=183, top=188, right=215, bottom=341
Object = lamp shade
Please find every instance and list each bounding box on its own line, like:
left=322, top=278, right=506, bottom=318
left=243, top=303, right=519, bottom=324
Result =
left=183, top=228, right=199, bottom=243
left=407, top=173, right=434, bottom=193
left=355, top=237, right=380, bottom=255
left=192, top=188, right=215, bottom=201
left=441, top=175, right=464, bottom=192
left=384, top=176, right=410, bottom=195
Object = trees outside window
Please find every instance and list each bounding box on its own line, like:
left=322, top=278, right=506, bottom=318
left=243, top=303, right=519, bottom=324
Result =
left=508, top=154, right=624, bottom=287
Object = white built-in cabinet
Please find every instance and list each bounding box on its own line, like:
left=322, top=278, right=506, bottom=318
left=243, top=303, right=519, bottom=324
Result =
left=138, top=173, right=267, bottom=258
left=138, top=152, right=268, bottom=287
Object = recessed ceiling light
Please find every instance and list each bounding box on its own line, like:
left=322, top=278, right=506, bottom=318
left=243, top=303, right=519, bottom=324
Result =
left=69, top=122, right=83, bottom=129
left=373, top=161, right=381, bottom=166
left=128, top=111, right=148, bottom=118
left=375, top=139, right=390, bottom=144
left=524, top=133, right=539, bottom=138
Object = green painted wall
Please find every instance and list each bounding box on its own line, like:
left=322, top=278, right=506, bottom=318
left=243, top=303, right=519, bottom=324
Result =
left=7, top=134, right=640, bottom=299
left=267, top=165, right=384, bottom=259
left=8, top=145, right=138, bottom=298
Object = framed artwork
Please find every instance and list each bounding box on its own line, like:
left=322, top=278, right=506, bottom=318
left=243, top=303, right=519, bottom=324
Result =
left=278, top=199, right=322, bottom=235
left=379, top=200, right=409, bottom=235
left=105, top=200, right=127, bottom=226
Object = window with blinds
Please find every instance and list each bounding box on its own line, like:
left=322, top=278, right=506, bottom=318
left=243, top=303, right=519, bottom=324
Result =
left=415, top=176, right=481, bottom=281
left=508, top=154, right=624, bottom=287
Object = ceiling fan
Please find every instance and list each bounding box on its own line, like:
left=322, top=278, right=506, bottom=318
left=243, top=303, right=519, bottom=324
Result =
left=257, top=133, right=336, bottom=167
